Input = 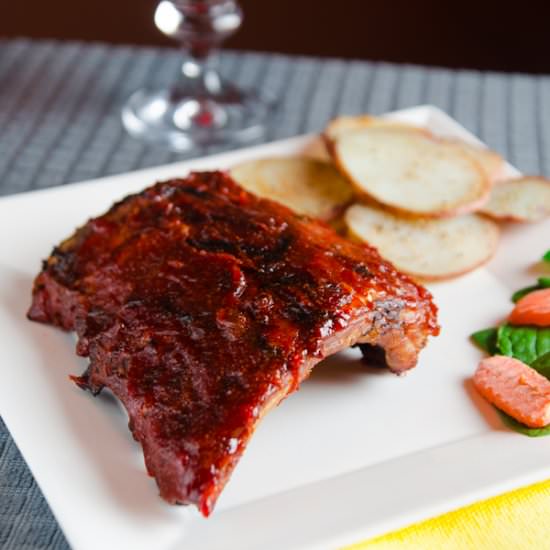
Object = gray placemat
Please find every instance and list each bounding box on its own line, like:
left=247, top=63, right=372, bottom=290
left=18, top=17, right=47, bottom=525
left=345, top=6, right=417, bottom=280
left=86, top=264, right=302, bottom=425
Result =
left=1, top=37, right=549, bottom=549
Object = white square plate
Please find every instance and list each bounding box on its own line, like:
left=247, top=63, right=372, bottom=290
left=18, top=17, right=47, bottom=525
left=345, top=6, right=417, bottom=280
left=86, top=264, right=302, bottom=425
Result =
left=1, top=106, right=550, bottom=550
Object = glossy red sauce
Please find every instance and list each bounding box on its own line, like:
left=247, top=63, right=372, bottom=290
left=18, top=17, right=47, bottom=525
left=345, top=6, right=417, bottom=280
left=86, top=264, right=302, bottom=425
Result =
left=28, top=171, right=438, bottom=515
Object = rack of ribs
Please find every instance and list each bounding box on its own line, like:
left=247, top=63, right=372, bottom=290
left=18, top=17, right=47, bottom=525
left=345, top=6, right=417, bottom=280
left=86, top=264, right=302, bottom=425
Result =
left=28, top=171, right=439, bottom=516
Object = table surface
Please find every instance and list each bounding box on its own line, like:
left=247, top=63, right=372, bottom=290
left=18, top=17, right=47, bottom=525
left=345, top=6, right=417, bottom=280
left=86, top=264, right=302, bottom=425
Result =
left=1, top=37, right=550, bottom=550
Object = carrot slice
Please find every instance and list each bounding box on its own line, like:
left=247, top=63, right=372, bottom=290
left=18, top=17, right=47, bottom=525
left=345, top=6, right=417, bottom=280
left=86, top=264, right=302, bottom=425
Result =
left=508, top=288, right=550, bottom=327
left=473, top=355, right=550, bottom=428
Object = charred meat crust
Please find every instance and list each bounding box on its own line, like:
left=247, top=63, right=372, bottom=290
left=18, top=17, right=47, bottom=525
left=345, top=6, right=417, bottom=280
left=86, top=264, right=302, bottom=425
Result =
left=28, top=171, right=439, bottom=515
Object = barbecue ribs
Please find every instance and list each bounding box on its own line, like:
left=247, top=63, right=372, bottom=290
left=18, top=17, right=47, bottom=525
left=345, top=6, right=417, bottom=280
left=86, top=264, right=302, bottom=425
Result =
left=28, top=171, right=438, bottom=515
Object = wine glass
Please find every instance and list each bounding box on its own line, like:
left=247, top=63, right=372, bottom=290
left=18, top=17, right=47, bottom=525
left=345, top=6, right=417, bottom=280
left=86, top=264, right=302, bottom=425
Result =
left=122, top=0, right=276, bottom=151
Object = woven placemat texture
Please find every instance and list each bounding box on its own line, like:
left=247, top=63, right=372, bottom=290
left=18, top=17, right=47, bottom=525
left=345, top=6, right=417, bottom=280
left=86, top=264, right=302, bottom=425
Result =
left=1, top=37, right=549, bottom=549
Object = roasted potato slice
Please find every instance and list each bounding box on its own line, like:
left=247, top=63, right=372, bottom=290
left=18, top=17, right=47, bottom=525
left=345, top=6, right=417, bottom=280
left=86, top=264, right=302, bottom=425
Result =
left=345, top=203, right=500, bottom=280
left=330, top=126, right=491, bottom=218
left=230, top=157, right=353, bottom=221
left=444, top=139, right=505, bottom=185
left=325, top=114, right=427, bottom=141
left=480, top=176, right=550, bottom=222
left=326, top=114, right=504, bottom=186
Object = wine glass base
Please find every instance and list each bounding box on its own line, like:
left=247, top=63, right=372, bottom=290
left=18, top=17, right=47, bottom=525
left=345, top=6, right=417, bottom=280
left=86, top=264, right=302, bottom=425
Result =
left=122, top=87, right=276, bottom=152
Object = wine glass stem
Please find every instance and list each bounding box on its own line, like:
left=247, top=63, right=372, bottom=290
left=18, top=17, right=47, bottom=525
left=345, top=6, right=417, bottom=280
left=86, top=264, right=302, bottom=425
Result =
left=174, top=50, right=223, bottom=99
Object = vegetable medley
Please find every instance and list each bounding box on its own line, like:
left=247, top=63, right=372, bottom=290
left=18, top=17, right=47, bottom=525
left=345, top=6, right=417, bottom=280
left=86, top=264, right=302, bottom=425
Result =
left=471, top=250, right=550, bottom=436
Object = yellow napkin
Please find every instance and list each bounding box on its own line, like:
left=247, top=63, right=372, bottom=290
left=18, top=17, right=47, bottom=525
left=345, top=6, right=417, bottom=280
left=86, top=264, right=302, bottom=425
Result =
left=345, top=478, right=550, bottom=550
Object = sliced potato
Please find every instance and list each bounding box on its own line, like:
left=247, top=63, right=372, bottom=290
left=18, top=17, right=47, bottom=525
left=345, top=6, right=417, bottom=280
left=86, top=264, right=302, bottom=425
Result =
left=345, top=203, right=500, bottom=280
left=480, top=176, right=550, bottom=222
left=444, top=139, right=505, bottom=184
left=325, top=114, right=426, bottom=141
left=331, top=126, right=491, bottom=218
left=230, top=157, right=353, bottom=221
left=326, top=115, right=504, bottom=180
left=325, top=115, right=377, bottom=141
left=326, top=113, right=504, bottom=188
